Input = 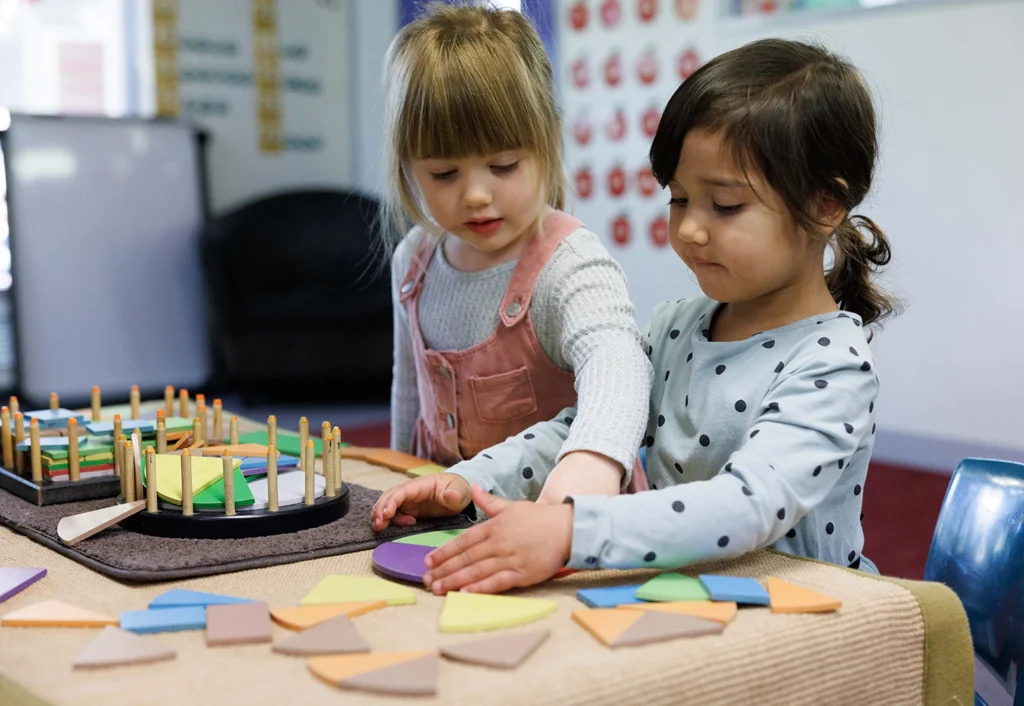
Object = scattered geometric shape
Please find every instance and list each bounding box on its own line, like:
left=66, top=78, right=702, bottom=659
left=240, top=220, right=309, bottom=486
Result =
left=248, top=470, right=325, bottom=510
left=73, top=626, right=176, bottom=669
left=407, top=463, right=447, bottom=478
left=273, top=614, right=370, bottom=656
left=120, top=606, right=206, bottom=634
left=364, top=449, right=433, bottom=473
left=636, top=573, right=710, bottom=602
left=57, top=500, right=146, bottom=546
left=440, top=629, right=550, bottom=669
left=270, top=602, right=386, bottom=631
left=766, top=577, right=842, bottom=614
left=620, top=600, right=739, bottom=624
left=573, top=608, right=724, bottom=647
left=149, top=589, right=254, bottom=610
left=576, top=585, right=644, bottom=608
left=699, top=575, right=770, bottom=606
left=301, top=575, right=416, bottom=607
left=206, top=601, right=272, bottom=646
left=439, top=592, right=558, bottom=633
left=371, top=541, right=432, bottom=583
left=0, top=567, right=46, bottom=604
left=308, top=652, right=438, bottom=696
left=3, top=600, right=118, bottom=628
left=393, top=529, right=465, bottom=548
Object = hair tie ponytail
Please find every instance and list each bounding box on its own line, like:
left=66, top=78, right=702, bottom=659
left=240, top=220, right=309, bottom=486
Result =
left=827, top=214, right=898, bottom=329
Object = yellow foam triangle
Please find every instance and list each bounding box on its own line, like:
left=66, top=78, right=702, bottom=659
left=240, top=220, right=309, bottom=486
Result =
left=766, top=577, right=842, bottom=613
left=146, top=454, right=239, bottom=504
left=438, top=592, right=558, bottom=633
left=309, top=650, right=434, bottom=685
left=620, top=600, right=738, bottom=624
left=2, top=600, right=118, bottom=627
left=571, top=608, right=642, bottom=646
left=271, top=602, right=386, bottom=630
left=300, top=576, right=416, bottom=607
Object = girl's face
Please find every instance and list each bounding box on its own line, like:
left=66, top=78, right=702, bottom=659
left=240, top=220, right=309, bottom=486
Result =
left=667, top=129, right=827, bottom=306
left=409, top=150, right=545, bottom=266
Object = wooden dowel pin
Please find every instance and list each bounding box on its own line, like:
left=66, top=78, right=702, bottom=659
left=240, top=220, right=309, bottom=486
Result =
left=321, top=421, right=331, bottom=481
left=267, top=415, right=277, bottom=449
left=304, top=440, right=315, bottom=505
left=130, top=385, right=140, bottom=420
left=9, top=395, right=18, bottom=417
left=332, top=425, right=343, bottom=491
left=223, top=453, right=235, bottom=516
left=197, top=402, right=207, bottom=444
left=181, top=450, right=193, bottom=516
left=121, top=439, right=134, bottom=502
left=29, top=418, right=41, bottom=482
left=179, top=388, right=189, bottom=419
left=156, top=419, right=166, bottom=454
left=229, top=416, right=239, bottom=445
left=267, top=445, right=278, bottom=512
left=298, top=417, right=308, bottom=471
left=13, top=411, right=24, bottom=473
left=1, top=406, right=11, bottom=470
left=49, top=392, right=59, bottom=411
left=132, top=430, right=143, bottom=500
left=112, top=415, right=123, bottom=472
left=145, top=447, right=158, bottom=513
left=324, top=432, right=336, bottom=498
left=213, top=399, right=223, bottom=442
left=68, top=418, right=80, bottom=482
left=164, top=385, right=175, bottom=418
left=91, top=385, right=102, bottom=422
left=115, top=433, right=125, bottom=482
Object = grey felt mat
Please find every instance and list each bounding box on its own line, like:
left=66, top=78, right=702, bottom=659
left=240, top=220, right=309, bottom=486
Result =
left=0, top=484, right=472, bottom=583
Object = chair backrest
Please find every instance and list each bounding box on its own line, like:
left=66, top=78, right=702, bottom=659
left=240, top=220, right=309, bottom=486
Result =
left=924, top=457, right=1024, bottom=706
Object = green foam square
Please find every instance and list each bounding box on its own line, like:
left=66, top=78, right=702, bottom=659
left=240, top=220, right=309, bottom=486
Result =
left=636, top=573, right=711, bottom=602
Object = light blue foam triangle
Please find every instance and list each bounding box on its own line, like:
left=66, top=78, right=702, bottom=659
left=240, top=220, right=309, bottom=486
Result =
left=149, top=589, right=253, bottom=609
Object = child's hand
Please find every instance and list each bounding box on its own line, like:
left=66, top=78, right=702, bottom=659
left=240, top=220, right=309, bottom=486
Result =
left=370, top=473, right=472, bottom=531
left=535, top=450, right=623, bottom=505
left=422, top=485, right=573, bottom=594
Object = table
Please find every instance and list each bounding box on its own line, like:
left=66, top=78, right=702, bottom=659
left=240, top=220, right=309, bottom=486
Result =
left=0, top=412, right=973, bottom=706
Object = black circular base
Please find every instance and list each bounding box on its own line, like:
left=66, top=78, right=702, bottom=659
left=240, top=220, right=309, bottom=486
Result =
left=117, top=484, right=351, bottom=539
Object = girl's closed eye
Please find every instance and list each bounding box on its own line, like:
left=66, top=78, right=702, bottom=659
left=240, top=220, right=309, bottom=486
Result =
left=714, top=202, right=744, bottom=215
left=668, top=196, right=688, bottom=208
left=491, top=161, right=519, bottom=175
left=431, top=169, right=458, bottom=182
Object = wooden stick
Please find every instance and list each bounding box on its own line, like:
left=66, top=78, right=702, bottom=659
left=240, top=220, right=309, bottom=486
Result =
left=49, top=392, right=59, bottom=411
left=324, top=433, right=336, bottom=498
left=304, top=440, right=315, bottom=505
left=115, top=433, right=125, bottom=481
left=197, top=402, right=207, bottom=444
left=132, top=430, right=144, bottom=501
left=13, top=412, right=24, bottom=474
left=121, top=440, right=135, bottom=502
left=332, top=425, right=343, bottom=491
left=181, top=450, right=193, bottom=516
left=192, top=417, right=201, bottom=446
left=195, top=393, right=205, bottom=408
left=112, top=416, right=123, bottom=472
left=298, top=417, right=308, bottom=471
left=68, top=418, right=80, bottom=482
left=179, top=388, right=189, bottom=419
left=229, top=416, right=239, bottom=445
left=145, top=447, right=158, bottom=513
left=9, top=395, right=18, bottom=418
left=267, top=445, right=278, bottom=512
left=130, top=385, right=140, bottom=420
left=267, top=415, right=277, bottom=449
left=1, top=406, right=11, bottom=470
left=164, top=385, right=175, bottom=418
left=156, top=419, right=166, bottom=454
left=213, top=399, right=223, bottom=442
left=223, top=453, right=235, bottom=516
left=91, top=386, right=102, bottom=422
left=29, top=418, right=41, bottom=482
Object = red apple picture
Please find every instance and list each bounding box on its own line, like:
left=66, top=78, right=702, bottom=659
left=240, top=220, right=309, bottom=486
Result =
left=571, top=56, right=589, bottom=89
left=575, top=166, right=594, bottom=200
left=678, top=48, right=701, bottom=81
left=572, top=113, right=593, bottom=146
left=637, top=166, right=658, bottom=197
left=569, top=0, right=589, bottom=30
left=649, top=215, right=669, bottom=248
left=607, top=164, right=627, bottom=198
left=612, top=213, right=631, bottom=246
left=674, top=0, right=698, bottom=20
left=638, top=0, right=657, bottom=22
left=604, top=51, right=623, bottom=88
left=641, top=104, right=662, bottom=139
left=600, top=0, right=622, bottom=28
left=605, top=107, right=627, bottom=142
left=636, top=48, right=658, bottom=85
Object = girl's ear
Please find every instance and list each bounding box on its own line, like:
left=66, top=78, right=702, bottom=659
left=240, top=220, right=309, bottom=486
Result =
left=816, top=177, right=850, bottom=235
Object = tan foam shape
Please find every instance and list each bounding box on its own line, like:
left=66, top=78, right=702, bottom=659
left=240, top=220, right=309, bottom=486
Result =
left=440, top=629, right=550, bottom=669
left=621, top=600, right=738, bottom=624
left=270, top=602, right=385, bottom=630
left=571, top=609, right=642, bottom=646
left=57, top=500, right=146, bottom=546
left=205, top=602, right=272, bottom=646
left=363, top=448, right=433, bottom=472
left=73, top=626, right=176, bottom=668
left=2, top=600, right=118, bottom=627
left=309, top=650, right=434, bottom=686
left=766, top=576, right=842, bottom=614
left=273, top=615, right=369, bottom=656
left=340, top=655, right=439, bottom=696
left=615, top=611, right=724, bottom=647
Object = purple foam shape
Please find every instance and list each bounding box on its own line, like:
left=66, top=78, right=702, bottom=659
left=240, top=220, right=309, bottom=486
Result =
left=371, top=542, right=434, bottom=583
left=0, top=567, right=46, bottom=603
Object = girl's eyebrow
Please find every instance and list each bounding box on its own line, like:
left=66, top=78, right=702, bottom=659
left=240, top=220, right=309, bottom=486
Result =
left=700, top=176, right=750, bottom=188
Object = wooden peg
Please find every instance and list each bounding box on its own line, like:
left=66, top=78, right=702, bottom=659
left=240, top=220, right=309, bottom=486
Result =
left=29, top=418, right=41, bottom=482
left=132, top=430, right=144, bottom=500
left=112, top=415, right=123, bottom=467
left=49, top=392, right=59, bottom=411
left=223, top=453, right=235, bottom=516
left=192, top=417, right=201, bottom=447
left=164, top=385, right=175, bottom=417
left=156, top=419, right=166, bottom=454
left=324, top=433, right=336, bottom=498
left=91, top=385, right=102, bottom=422
left=179, top=388, right=189, bottom=419
left=1, top=406, right=11, bottom=470
left=267, top=415, right=277, bottom=449
left=9, top=395, right=18, bottom=418
left=298, top=417, right=309, bottom=471
left=267, top=445, right=278, bottom=512
left=304, top=440, right=315, bottom=505
left=213, top=399, right=223, bottom=442
left=321, top=421, right=331, bottom=445
left=129, top=385, right=140, bottom=420
left=197, top=402, right=207, bottom=444
left=145, top=447, right=158, bottom=513
left=68, top=418, right=80, bottom=482
left=13, top=412, right=24, bottom=474
left=115, top=433, right=125, bottom=481
left=229, top=416, right=239, bottom=445
left=181, top=449, right=193, bottom=516
left=332, top=425, right=342, bottom=491
left=121, top=439, right=134, bottom=502
left=195, top=393, right=205, bottom=408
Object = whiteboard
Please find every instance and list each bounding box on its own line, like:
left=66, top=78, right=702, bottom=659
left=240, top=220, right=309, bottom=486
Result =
left=1, top=115, right=211, bottom=405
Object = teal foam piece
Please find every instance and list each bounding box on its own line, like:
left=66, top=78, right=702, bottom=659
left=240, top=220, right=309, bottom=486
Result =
left=120, top=606, right=206, bottom=633
left=16, top=435, right=87, bottom=451
left=577, top=585, right=645, bottom=608
left=698, top=575, right=770, bottom=605
left=149, top=589, right=253, bottom=609
left=19, top=409, right=85, bottom=429
left=87, top=418, right=156, bottom=435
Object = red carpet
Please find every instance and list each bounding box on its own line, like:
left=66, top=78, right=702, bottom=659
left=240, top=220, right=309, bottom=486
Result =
left=345, top=423, right=950, bottom=579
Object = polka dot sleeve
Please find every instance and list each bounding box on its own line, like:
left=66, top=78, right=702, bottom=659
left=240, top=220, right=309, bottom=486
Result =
left=565, top=346, right=878, bottom=570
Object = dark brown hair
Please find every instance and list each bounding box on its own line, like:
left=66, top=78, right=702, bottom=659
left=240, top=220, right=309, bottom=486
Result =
left=650, top=38, right=897, bottom=326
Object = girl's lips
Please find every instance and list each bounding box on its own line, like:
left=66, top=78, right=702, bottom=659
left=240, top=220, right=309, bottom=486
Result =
left=465, top=218, right=503, bottom=235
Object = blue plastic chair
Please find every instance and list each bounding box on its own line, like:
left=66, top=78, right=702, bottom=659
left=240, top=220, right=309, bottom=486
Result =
left=924, top=458, right=1024, bottom=706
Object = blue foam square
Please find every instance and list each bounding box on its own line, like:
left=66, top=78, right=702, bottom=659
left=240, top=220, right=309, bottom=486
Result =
left=149, top=589, right=253, bottom=609
left=576, top=585, right=645, bottom=608
left=698, top=575, right=770, bottom=605
left=120, top=605, right=207, bottom=633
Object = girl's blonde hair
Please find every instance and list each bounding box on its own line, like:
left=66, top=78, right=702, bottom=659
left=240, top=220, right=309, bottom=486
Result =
left=380, top=2, right=565, bottom=252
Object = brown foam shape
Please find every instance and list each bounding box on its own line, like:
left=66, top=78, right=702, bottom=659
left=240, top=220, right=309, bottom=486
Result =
left=272, top=615, right=369, bottom=656
left=440, top=629, right=550, bottom=669
left=206, top=601, right=272, bottom=646
left=339, top=654, right=439, bottom=696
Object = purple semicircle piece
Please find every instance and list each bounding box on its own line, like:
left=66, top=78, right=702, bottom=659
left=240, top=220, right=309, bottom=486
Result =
left=371, top=541, right=434, bottom=583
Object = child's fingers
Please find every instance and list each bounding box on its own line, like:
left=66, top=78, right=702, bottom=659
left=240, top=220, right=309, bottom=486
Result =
left=391, top=512, right=417, bottom=526
left=460, top=569, right=521, bottom=595
left=424, top=522, right=490, bottom=571
left=470, top=485, right=510, bottom=516
left=426, top=557, right=507, bottom=595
